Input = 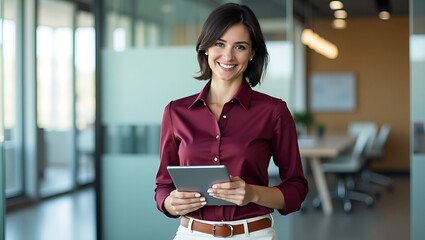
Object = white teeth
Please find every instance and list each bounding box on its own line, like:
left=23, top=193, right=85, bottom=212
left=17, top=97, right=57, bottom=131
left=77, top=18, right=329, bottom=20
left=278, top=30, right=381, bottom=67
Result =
left=219, top=63, right=235, bottom=69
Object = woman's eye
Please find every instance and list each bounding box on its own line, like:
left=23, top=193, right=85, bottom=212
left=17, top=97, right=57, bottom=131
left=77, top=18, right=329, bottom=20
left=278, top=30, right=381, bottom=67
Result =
left=235, top=45, right=247, bottom=50
left=215, top=42, right=224, bottom=47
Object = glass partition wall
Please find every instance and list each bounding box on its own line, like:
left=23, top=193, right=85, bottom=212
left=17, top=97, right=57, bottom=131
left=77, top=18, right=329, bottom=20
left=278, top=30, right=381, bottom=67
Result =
left=75, top=11, right=96, bottom=185
left=3, top=0, right=23, bottom=199
left=1, top=0, right=6, bottom=237
left=36, top=0, right=96, bottom=196
left=3, top=0, right=95, bottom=201
left=2, top=0, right=95, bottom=239
left=37, top=0, right=75, bottom=197
left=410, top=0, right=425, bottom=238
left=97, top=0, right=295, bottom=239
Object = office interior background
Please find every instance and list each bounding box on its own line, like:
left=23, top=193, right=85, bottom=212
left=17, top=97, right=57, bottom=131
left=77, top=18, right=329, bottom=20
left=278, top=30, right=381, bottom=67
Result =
left=0, top=0, right=424, bottom=239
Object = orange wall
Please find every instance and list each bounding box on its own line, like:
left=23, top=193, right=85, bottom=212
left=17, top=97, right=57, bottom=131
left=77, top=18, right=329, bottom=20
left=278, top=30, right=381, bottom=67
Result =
left=307, top=17, right=410, bottom=172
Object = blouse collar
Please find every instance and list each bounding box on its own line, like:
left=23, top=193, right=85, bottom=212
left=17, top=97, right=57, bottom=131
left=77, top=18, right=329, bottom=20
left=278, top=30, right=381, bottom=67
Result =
left=189, top=80, right=253, bottom=110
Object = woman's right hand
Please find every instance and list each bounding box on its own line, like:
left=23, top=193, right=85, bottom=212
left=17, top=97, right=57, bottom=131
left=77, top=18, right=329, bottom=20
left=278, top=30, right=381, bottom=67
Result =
left=165, top=190, right=207, bottom=216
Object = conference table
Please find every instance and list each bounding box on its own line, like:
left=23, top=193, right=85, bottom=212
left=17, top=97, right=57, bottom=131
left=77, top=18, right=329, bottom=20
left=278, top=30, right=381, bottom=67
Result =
left=298, top=134, right=356, bottom=215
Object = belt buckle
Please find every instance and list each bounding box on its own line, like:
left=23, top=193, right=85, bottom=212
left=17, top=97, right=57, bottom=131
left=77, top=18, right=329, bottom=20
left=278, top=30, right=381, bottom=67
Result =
left=212, top=223, right=234, bottom=238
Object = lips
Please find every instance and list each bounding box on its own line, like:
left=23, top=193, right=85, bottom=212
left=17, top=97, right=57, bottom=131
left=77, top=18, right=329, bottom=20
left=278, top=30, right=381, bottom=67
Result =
left=219, top=62, right=236, bottom=69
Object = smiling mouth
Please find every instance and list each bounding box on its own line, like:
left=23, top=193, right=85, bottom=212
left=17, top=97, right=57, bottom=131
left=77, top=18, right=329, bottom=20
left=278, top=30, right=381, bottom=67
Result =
left=219, top=62, right=236, bottom=69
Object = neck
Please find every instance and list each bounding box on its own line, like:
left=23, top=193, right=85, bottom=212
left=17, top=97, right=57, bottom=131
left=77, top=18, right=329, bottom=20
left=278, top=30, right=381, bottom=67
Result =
left=208, top=79, right=242, bottom=105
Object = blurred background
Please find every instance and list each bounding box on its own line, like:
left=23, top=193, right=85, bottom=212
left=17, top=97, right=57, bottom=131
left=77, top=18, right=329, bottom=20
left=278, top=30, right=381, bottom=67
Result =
left=0, top=0, right=424, bottom=240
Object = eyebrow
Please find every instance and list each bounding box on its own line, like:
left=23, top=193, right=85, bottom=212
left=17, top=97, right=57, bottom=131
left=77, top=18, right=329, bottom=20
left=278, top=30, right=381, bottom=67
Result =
left=217, top=39, right=250, bottom=45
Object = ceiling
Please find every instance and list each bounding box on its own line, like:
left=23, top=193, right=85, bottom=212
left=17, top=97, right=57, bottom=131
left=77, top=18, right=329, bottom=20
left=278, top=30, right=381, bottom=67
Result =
left=95, top=0, right=410, bottom=28
left=294, top=0, right=409, bottom=20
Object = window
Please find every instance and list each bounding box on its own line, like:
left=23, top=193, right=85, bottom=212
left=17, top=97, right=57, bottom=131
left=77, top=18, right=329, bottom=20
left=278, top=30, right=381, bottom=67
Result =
left=4, top=0, right=23, bottom=198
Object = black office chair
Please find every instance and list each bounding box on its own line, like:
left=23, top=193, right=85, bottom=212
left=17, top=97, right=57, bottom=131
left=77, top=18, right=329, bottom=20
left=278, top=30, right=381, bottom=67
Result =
left=312, top=131, right=374, bottom=213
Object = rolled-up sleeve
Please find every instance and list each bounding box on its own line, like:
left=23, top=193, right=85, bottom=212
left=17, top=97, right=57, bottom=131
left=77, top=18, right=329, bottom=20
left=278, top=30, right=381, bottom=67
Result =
left=271, top=100, right=308, bottom=215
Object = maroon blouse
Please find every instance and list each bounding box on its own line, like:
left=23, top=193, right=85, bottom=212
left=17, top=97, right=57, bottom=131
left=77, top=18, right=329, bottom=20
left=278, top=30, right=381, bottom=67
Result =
left=155, top=80, right=308, bottom=221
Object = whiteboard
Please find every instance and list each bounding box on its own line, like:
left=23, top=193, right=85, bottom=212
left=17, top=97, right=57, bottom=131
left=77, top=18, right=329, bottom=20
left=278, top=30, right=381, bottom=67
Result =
left=309, top=73, right=356, bottom=112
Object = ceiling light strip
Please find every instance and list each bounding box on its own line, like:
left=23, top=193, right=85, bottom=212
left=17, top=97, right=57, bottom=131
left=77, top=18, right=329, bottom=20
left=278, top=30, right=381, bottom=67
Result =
left=301, top=28, right=339, bottom=59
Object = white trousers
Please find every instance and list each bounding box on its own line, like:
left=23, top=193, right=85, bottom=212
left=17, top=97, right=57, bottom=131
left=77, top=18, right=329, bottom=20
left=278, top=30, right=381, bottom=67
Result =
left=173, top=215, right=278, bottom=240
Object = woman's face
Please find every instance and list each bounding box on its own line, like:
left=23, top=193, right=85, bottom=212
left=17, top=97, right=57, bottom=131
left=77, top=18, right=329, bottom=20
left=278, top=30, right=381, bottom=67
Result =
left=206, top=23, right=254, bottom=83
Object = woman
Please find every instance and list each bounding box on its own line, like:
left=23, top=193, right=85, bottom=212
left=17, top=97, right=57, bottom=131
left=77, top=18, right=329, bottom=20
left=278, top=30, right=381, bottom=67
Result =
left=155, top=3, right=308, bottom=239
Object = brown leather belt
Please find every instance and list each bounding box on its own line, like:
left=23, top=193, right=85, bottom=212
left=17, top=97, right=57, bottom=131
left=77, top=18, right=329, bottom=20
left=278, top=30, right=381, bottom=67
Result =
left=180, top=216, right=272, bottom=238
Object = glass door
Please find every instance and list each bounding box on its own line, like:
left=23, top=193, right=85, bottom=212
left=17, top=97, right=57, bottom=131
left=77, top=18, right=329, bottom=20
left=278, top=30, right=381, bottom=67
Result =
left=75, top=10, right=95, bottom=185
left=1, top=0, right=6, bottom=237
left=3, top=0, right=23, bottom=199
left=37, top=0, right=75, bottom=196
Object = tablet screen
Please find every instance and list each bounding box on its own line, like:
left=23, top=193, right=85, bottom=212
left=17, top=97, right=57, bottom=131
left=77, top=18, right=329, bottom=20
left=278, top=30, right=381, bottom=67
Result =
left=167, top=165, right=234, bottom=206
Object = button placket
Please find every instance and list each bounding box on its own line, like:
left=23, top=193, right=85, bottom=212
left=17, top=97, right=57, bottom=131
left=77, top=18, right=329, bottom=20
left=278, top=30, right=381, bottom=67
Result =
left=211, top=119, right=221, bottom=164
left=214, top=104, right=231, bottom=163
left=214, top=133, right=221, bottom=162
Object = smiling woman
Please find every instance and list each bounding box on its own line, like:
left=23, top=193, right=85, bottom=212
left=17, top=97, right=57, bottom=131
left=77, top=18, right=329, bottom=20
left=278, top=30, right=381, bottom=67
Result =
left=99, top=0, right=297, bottom=239
left=155, top=3, right=308, bottom=240
left=202, top=23, right=255, bottom=120
left=205, top=23, right=254, bottom=83
left=195, top=6, right=268, bottom=88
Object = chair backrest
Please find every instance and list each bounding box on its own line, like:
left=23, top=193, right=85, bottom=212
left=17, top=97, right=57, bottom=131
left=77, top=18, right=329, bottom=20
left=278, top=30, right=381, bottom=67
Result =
left=368, top=123, right=391, bottom=157
left=348, top=122, right=378, bottom=153
left=373, top=123, right=391, bottom=150
left=351, top=130, right=371, bottom=159
left=322, top=131, right=371, bottom=173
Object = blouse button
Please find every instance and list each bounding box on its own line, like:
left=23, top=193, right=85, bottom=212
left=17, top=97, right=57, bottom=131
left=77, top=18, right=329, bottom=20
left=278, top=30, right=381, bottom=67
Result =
left=213, top=157, right=218, bottom=161
left=223, top=115, right=227, bottom=119
left=216, top=135, right=220, bottom=139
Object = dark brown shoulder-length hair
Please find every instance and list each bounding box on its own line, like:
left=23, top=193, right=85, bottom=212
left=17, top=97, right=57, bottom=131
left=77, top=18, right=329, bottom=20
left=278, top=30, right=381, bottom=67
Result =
left=195, top=3, right=269, bottom=87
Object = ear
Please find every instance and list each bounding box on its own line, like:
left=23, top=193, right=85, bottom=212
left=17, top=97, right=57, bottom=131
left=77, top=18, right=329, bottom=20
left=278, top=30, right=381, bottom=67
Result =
left=250, top=51, right=255, bottom=60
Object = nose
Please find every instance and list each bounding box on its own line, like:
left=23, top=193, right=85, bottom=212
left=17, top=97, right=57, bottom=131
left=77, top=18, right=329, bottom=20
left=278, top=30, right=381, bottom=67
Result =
left=221, top=48, right=234, bottom=61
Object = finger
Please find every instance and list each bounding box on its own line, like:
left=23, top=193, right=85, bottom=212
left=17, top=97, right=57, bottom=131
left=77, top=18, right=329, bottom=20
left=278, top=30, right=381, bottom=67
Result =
left=212, top=182, right=236, bottom=189
left=172, top=191, right=202, bottom=199
left=209, top=193, right=243, bottom=206
left=211, top=188, right=246, bottom=198
left=212, top=182, right=245, bottom=192
left=230, top=176, right=242, bottom=181
left=173, top=198, right=207, bottom=215
left=171, top=195, right=206, bottom=206
left=213, top=176, right=244, bottom=189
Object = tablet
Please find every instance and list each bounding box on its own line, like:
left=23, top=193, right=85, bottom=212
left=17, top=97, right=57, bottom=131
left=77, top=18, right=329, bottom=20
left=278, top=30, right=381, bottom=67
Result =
left=167, top=165, right=234, bottom=206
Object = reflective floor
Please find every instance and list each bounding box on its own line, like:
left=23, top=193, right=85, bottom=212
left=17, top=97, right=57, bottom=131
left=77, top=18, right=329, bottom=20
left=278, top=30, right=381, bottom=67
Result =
left=6, top=187, right=96, bottom=240
left=6, top=175, right=409, bottom=240
left=292, top=174, right=410, bottom=240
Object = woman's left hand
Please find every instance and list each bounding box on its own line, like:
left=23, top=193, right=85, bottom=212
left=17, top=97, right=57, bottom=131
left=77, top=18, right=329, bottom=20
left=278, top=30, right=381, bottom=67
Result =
left=207, top=176, right=258, bottom=206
